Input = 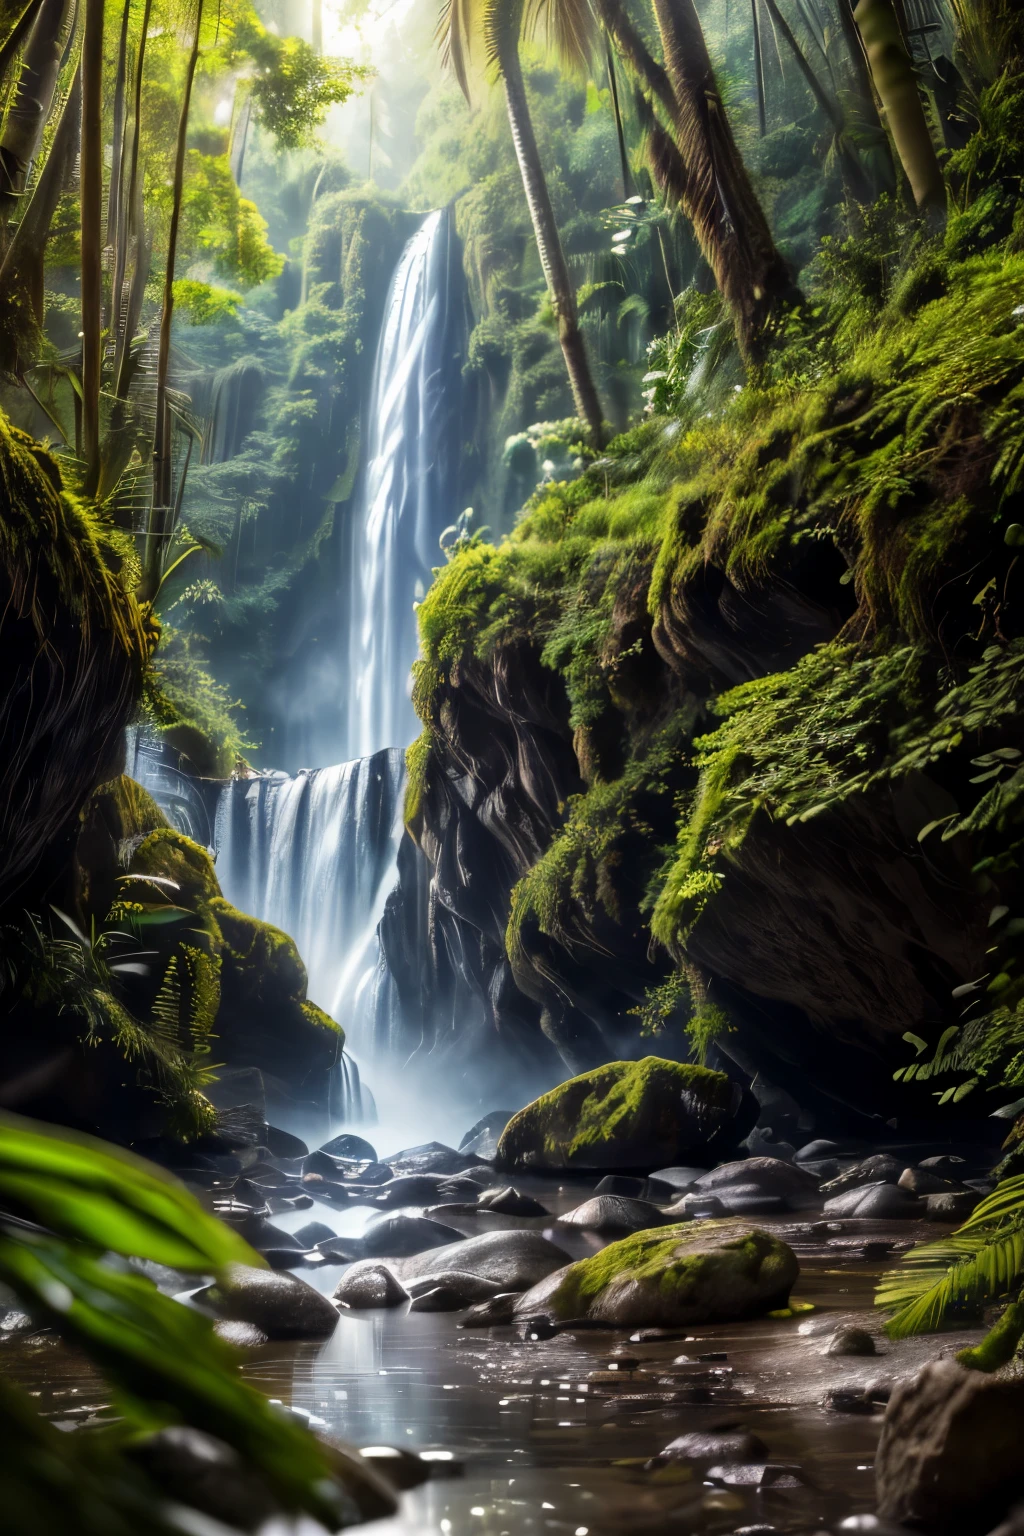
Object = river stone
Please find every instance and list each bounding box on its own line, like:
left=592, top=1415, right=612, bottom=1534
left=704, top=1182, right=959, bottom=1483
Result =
left=127, top=1426, right=283, bottom=1529
left=361, top=1213, right=465, bottom=1257
left=691, top=1157, right=821, bottom=1209
left=477, top=1185, right=548, bottom=1216
left=926, top=1189, right=980, bottom=1220
left=649, top=1166, right=709, bottom=1192
left=316, top=1235, right=366, bottom=1262
left=794, top=1139, right=841, bottom=1163
left=899, top=1166, right=966, bottom=1196
left=826, top=1326, right=877, bottom=1357
left=247, top=1220, right=303, bottom=1252
left=511, top=1222, right=799, bottom=1327
left=596, top=1174, right=648, bottom=1198
left=919, top=1153, right=969, bottom=1176
left=496, top=1057, right=742, bottom=1173
left=823, top=1181, right=920, bottom=1219
left=320, top=1133, right=378, bottom=1163
left=821, top=1154, right=905, bottom=1195
left=459, top=1292, right=520, bottom=1326
left=404, top=1270, right=506, bottom=1302
left=294, top=1220, right=337, bottom=1249
left=876, top=1360, right=1024, bottom=1534
left=373, top=1173, right=450, bottom=1206
left=200, top=1264, right=339, bottom=1338
left=334, top=1262, right=410, bottom=1309
left=459, top=1111, right=515, bottom=1161
left=666, top=1192, right=728, bottom=1219
left=557, top=1195, right=669, bottom=1233
left=212, top=1319, right=270, bottom=1348
left=384, top=1142, right=480, bottom=1176
left=390, top=1230, right=571, bottom=1291
left=409, top=1286, right=467, bottom=1312
left=657, top=1429, right=769, bottom=1464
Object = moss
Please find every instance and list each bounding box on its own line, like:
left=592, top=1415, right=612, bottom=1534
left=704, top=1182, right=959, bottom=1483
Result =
left=498, top=1056, right=733, bottom=1171
left=546, top=1222, right=798, bottom=1322
left=131, top=829, right=221, bottom=909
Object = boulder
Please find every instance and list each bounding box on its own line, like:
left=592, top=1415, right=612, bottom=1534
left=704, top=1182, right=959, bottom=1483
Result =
left=373, top=1173, right=450, bottom=1206
left=557, top=1195, right=669, bottom=1233
left=265, top=1126, right=308, bottom=1159
left=596, top=1174, right=649, bottom=1198
left=390, top=1230, right=571, bottom=1292
left=927, top=1190, right=980, bottom=1220
left=198, top=1264, right=339, bottom=1338
left=360, top=1214, right=465, bottom=1258
left=334, top=1263, right=410, bottom=1310
left=649, top=1166, right=708, bottom=1192
left=459, top=1292, right=520, bottom=1327
left=126, top=1426, right=284, bottom=1529
left=876, top=1360, right=1024, bottom=1534
left=511, top=1222, right=799, bottom=1328
left=691, top=1158, right=821, bottom=1210
left=384, top=1142, right=480, bottom=1177
left=316, top=1236, right=366, bottom=1263
left=667, top=1192, right=728, bottom=1220
left=405, top=1270, right=506, bottom=1302
left=320, top=1133, right=378, bottom=1163
left=657, top=1429, right=769, bottom=1465
left=823, top=1181, right=921, bottom=1219
left=825, top=1326, right=877, bottom=1357
left=459, top=1112, right=515, bottom=1161
left=898, top=1166, right=966, bottom=1196
left=477, top=1185, right=548, bottom=1216
left=821, top=1154, right=906, bottom=1195
left=294, top=1220, right=337, bottom=1249
left=919, top=1154, right=969, bottom=1176
left=409, top=1286, right=467, bottom=1312
left=495, top=1057, right=744, bottom=1173
left=794, top=1139, right=841, bottom=1164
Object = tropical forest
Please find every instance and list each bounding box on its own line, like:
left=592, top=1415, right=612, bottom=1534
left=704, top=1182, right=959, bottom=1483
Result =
left=1, top=0, right=1024, bottom=1528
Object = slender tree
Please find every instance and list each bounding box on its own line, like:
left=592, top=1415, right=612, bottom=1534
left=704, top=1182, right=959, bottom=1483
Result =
left=648, top=0, right=798, bottom=355
left=112, top=0, right=154, bottom=397
left=147, top=0, right=205, bottom=596
left=0, top=0, right=70, bottom=225
left=81, top=0, right=104, bottom=494
left=107, top=0, right=133, bottom=250
left=1, top=65, right=80, bottom=328
left=751, top=0, right=767, bottom=134
left=439, top=0, right=606, bottom=444
left=854, top=0, right=945, bottom=210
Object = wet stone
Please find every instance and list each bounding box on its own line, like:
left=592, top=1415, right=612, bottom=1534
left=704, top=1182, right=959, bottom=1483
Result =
left=558, top=1194, right=668, bottom=1232
left=707, top=1463, right=805, bottom=1488
left=334, top=1263, right=410, bottom=1310
left=199, top=1264, right=339, bottom=1338
left=823, top=1181, right=921, bottom=1219
left=658, top=1429, right=769, bottom=1464
left=293, top=1221, right=338, bottom=1250
left=212, top=1319, right=270, bottom=1349
left=927, top=1189, right=981, bottom=1220
left=458, top=1292, right=519, bottom=1327
left=263, top=1248, right=325, bottom=1270
left=320, top=1133, right=378, bottom=1163
left=265, top=1126, right=308, bottom=1160
left=825, top=1326, right=877, bottom=1357
left=898, top=1166, right=966, bottom=1196
left=384, top=1142, right=481, bottom=1177
left=822, top=1387, right=878, bottom=1414
left=821, top=1154, right=906, bottom=1195
left=316, top=1235, right=365, bottom=1263
left=477, top=1185, right=548, bottom=1216
left=409, top=1286, right=468, bottom=1312
left=361, top=1213, right=466, bottom=1258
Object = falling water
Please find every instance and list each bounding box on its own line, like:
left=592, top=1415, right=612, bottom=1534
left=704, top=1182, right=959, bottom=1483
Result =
left=213, top=750, right=406, bottom=1061
left=343, top=205, right=466, bottom=760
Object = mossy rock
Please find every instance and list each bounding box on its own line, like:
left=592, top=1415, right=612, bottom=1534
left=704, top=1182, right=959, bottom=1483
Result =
left=210, top=899, right=342, bottom=1084
left=495, top=1056, right=739, bottom=1173
left=130, top=828, right=221, bottom=908
left=513, top=1221, right=799, bottom=1327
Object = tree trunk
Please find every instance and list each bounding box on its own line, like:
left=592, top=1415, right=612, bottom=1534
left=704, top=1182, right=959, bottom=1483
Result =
left=1, top=64, right=80, bottom=328
left=0, top=0, right=69, bottom=223
left=751, top=0, right=767, bottom=135
left=113, top=0, right=153, bottom=398
left=854, top=0, right=945, bottom=211
left=649, top=0, right=798, bottom=357
left=496, top=0, right=605, bottom=445
left=106, top=0, right=133, bottom=250
left=80, top=0, right=104, bottom=496
left=147, top=0, right=204, bottom=598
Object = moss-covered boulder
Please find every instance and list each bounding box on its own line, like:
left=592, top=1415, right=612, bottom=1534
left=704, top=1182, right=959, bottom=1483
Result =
left=513, top=1221, right=799, bottom=1327
left=495, top=1057, right=742, bottom=1173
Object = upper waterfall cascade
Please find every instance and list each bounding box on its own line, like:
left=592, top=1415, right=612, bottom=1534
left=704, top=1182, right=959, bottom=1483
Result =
left=343, top=205, right=467, bottom=761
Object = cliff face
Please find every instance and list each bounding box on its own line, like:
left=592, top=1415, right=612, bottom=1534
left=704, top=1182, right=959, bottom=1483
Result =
left=406, top=175, right=1024, bottom=1132
left=0, top=418, right=148, bottom=912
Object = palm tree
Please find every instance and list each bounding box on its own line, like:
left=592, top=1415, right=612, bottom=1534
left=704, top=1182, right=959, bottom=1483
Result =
left=854, top=0, right=945, bottom=211
left=439, top=0, right=606, bottom=445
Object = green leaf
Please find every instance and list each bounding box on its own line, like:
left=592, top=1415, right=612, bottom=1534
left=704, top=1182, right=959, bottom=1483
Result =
left=903, top=1031, right=929, bottom=1055
left=0, top=1113, right=259, bottom=1271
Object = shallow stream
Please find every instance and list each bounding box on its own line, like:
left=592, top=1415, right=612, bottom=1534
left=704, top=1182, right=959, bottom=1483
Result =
left=4, top=1170, right=982, bottom=1536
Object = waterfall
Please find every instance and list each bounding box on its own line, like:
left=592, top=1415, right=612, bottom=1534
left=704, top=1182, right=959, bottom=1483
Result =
left=344, top=205, right=466, bottom=760
left=213, top=749, right=406, bottom=1061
